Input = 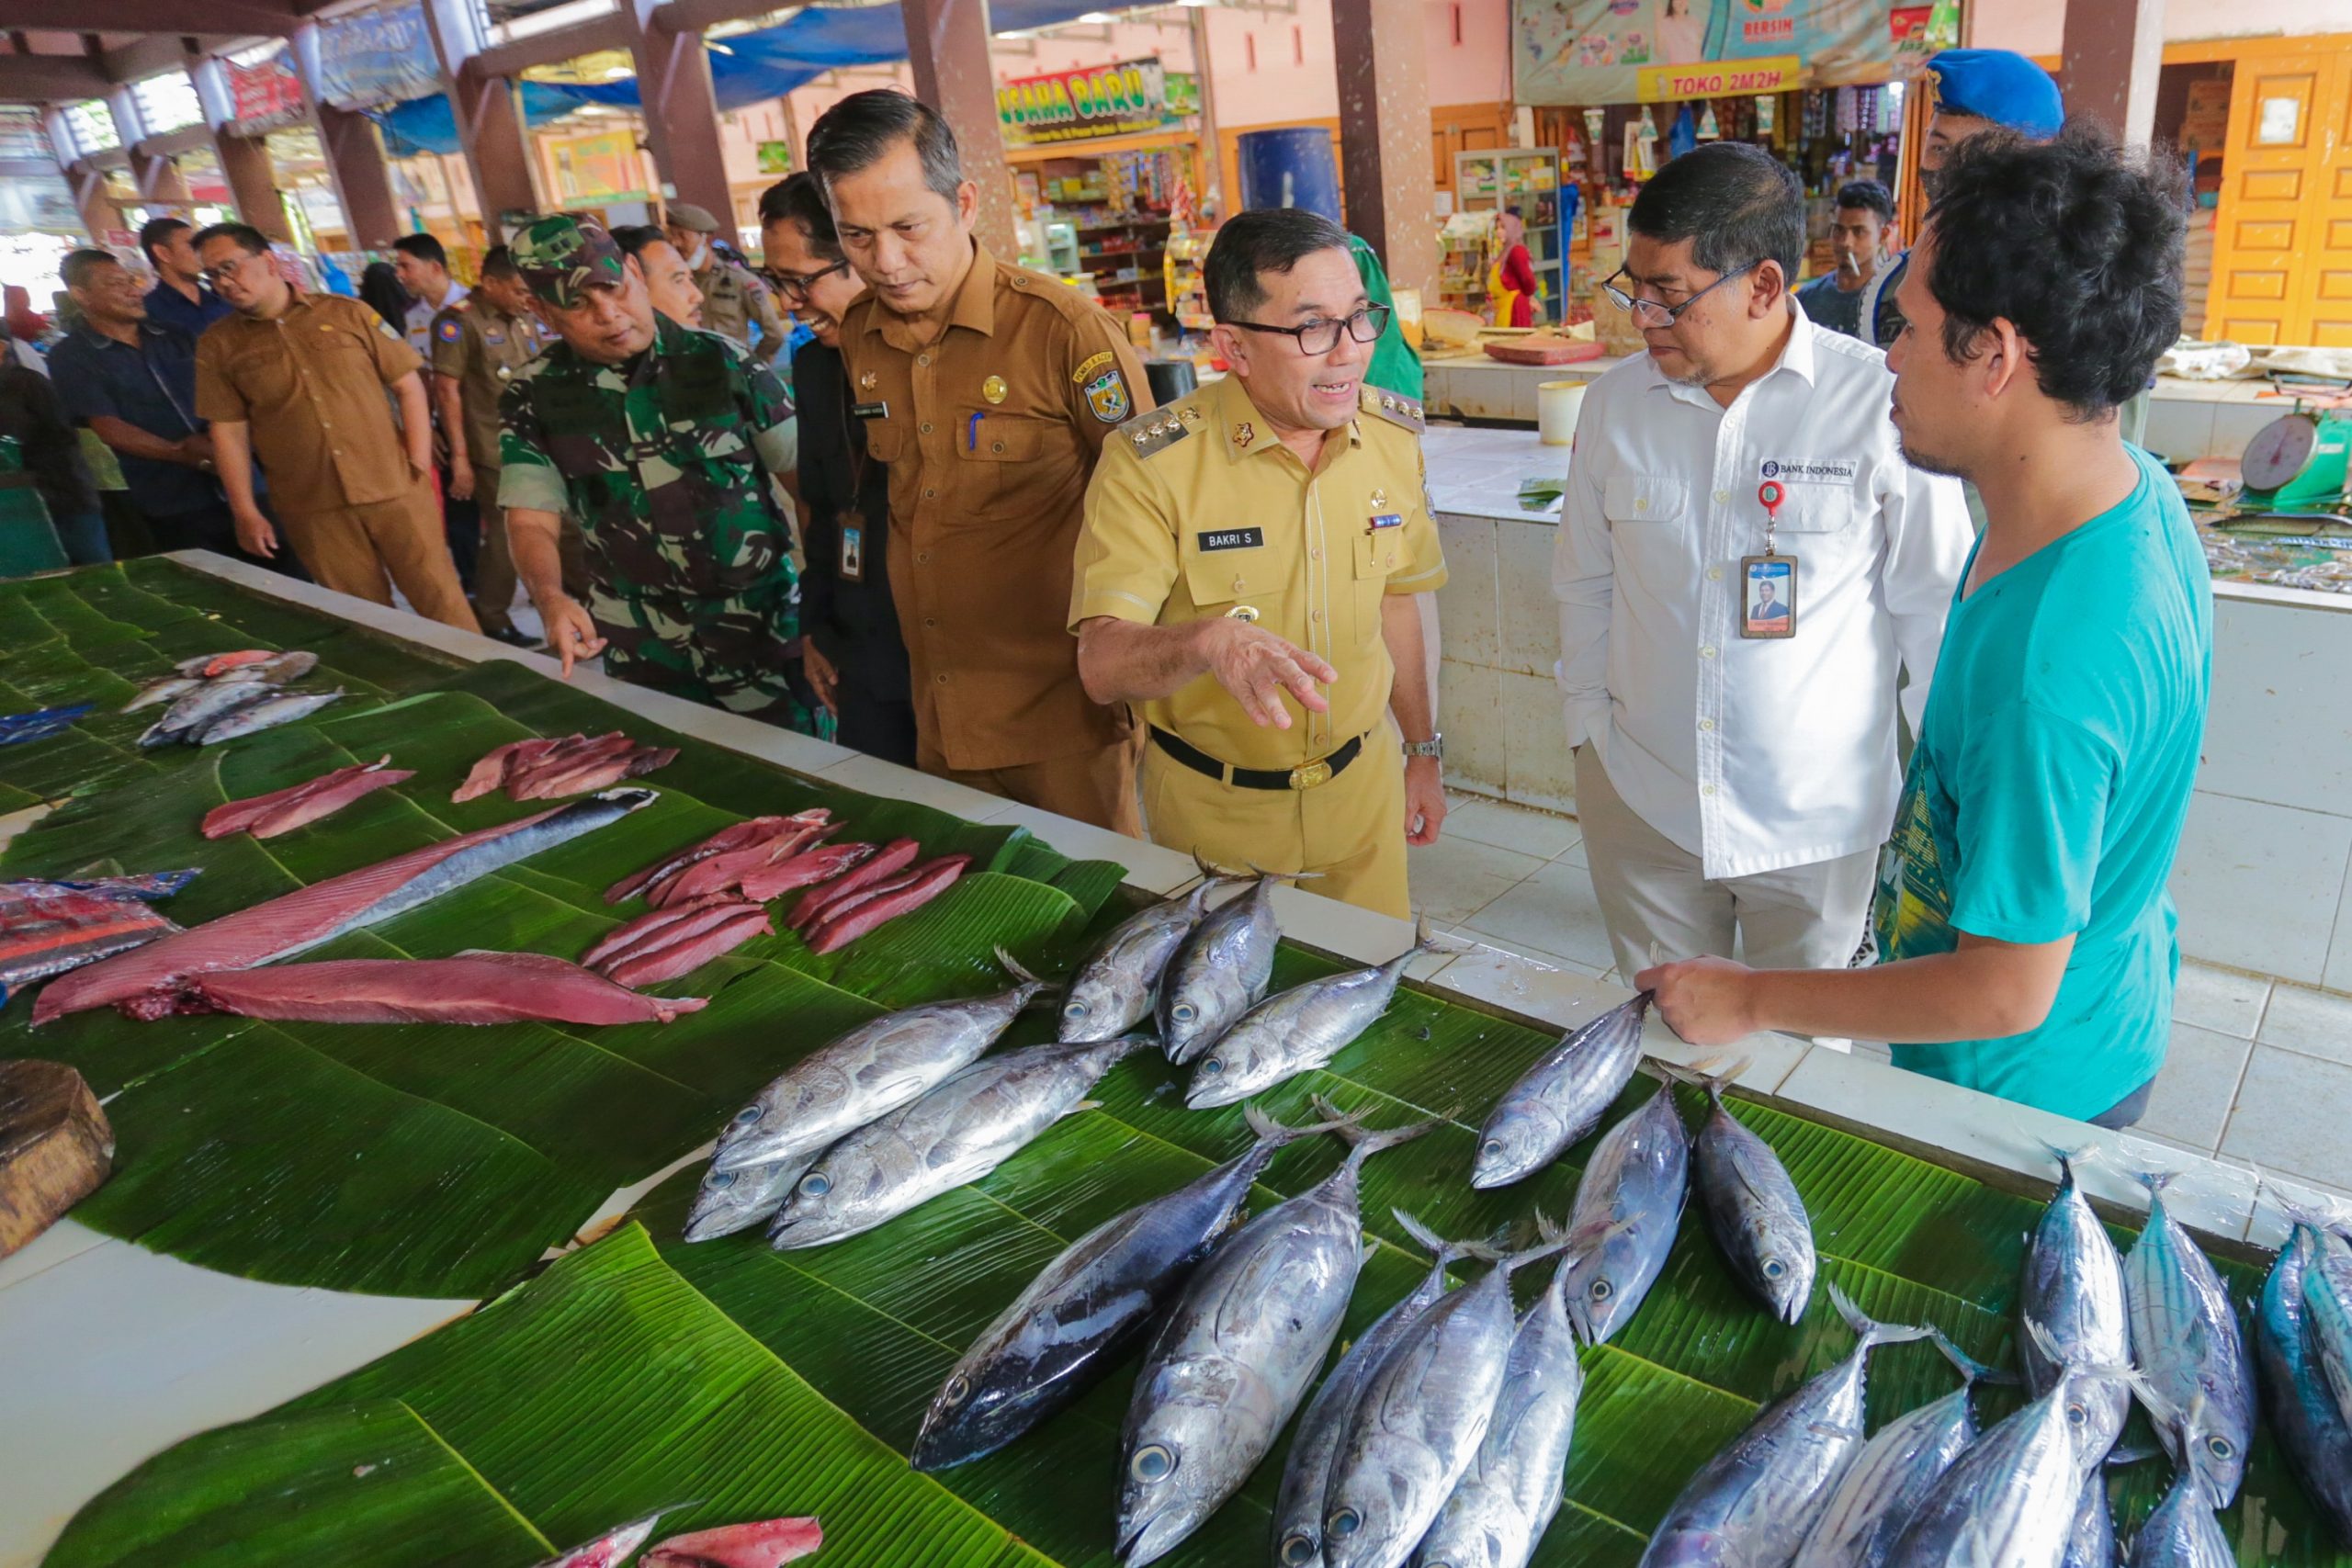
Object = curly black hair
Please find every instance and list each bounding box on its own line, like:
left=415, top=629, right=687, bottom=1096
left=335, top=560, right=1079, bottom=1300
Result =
left=1922, top=123, right=2184, bottom=419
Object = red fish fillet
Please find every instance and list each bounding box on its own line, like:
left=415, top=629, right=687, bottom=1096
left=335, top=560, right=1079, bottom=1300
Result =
left=452, top=738, right=555, bottom=802
left=516, top=743, right=676, bottom=800
left=605, top=816, right=797, bottom=905
left=507, top=732, right=630, bottom=797
left=201, top=649, right=273, bottom=678
left=737, top=840, right=876, bottom=903
left=180, top=951, right=707, bottom=1025
left=642, top=1516, right=823, bottom=1568
left=203, top=757, right=412, bottom=840
left=787, top=837, right=921, bottom=930
left=604, top=907, right=771, bottom=989
left=581, top=894, right=746, bottom=970
left=807, top=855, right=969, bottom=953
left=652, top=821, right=832, bottom=908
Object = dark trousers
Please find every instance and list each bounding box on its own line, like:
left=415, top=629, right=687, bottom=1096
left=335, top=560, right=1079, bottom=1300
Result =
left=834, top=683, right=919, bottom=767
left=2087, top=1077, right=2155, bottom=1131
left=439, top=465, right=480, bottom=591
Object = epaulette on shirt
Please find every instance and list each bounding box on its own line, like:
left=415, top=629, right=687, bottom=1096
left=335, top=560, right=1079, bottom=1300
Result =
left=1118, top=403, right=1194, bottom=459
left=1360, top=385, right=1425, bottom=433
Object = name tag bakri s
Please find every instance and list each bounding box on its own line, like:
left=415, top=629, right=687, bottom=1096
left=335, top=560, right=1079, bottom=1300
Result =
left=1198, top=528, right=1264, bottom=551
left=852, top=400, right=889, bottom=421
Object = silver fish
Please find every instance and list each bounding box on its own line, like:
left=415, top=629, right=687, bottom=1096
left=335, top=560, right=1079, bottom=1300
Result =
left=2121, top=1170, right=2255, bottom=1505
left=1637, top=1284, right=1932, bottom=1568
left=2255, top=1214, right=2352, bottom=1541
left=2309, top=1224, right=2352, bottom=1428
left=1666, top=1058, right=1815, bottom=1325
left=1322, top=1229, right=1573, bottom=1568
left=140, top=679, right=280, bottom=747
left=914, top=1104, right=1346, bottom=1472
left=1556, top=1076, right=1688, bottom=1344
left=681, top=1149, right=817, bottom=1243
left=1792, top=1333, right=2000, bottom=1568
left=2058, top=1468, right=2117, bottom=1568
left=2022, top=1146, right=2131, bottom=1458
left=119, top=674, right=202, bottom=713
left=1118, top=1103, right=1436, bottom=1568
left=1471, top=992, right=1650, bottom=1189
left=245, top=649, right=320, bottom=684
left=766, top=1032, right=1149, bottom=1249
left=1159, top=871, right=1292, bottom=1064
left=1409, top=1246, right=1586, bottom=1568
left=710, top=948, right=1050, bottom=1173
left=196, top=687, right=345, bottom=743
left=1058, top=868, right=1246, bottom=1043
left=1189, top=919, right=1441, bottom=1111
left=2121, top=1393, right=2233, bottom=1568
left=1275, top=1211, right=1500, bottom=1568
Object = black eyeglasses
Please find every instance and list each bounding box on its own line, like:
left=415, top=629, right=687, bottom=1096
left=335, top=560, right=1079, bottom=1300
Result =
left=763, top=259, right=851, bottom=305
left=1227, top=304, right=1392, bottom=356
left=1601, top=261, right=1758, bottom=328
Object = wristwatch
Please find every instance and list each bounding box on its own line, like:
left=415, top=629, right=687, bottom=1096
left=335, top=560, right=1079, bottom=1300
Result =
left=1402, top=732, right=1444, bottom=761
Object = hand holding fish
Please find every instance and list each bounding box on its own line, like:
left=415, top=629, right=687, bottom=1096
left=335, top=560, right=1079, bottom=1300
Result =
left=1636, top=953, right=1758, bottom=1048
left=540, top=594, right=608, bottom=677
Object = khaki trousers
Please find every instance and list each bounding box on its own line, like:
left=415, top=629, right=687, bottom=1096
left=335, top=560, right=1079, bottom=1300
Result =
left=278, top=480, right=479, bottom=634
left=919, top=729, right=1145, bottom=838
left=472, top=468, right=590, bottom=635
left=1140, top=734, right=1410, bottom=919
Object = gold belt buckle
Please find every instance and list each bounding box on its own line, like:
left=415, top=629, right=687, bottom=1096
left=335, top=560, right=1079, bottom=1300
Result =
left=1288, top=756, right=1334, bottom=790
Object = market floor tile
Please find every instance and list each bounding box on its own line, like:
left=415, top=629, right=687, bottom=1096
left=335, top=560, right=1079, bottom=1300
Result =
left=1443, top=794, right=1583, bottom=860
left=2255, top=982, right=2352, bottom=1068
left=2219, top=1044, right=2352, bottom=1192
left=1408, top=834, right=1546, bottom=925
left=1451, top=855, right=1620, bottom=973
left=2171, top=960, right=2271, bottom=1040
left=2134, top=1021, right=2255, bottom=1154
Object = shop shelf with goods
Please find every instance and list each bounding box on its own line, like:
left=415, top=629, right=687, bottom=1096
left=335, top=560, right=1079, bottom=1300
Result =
left=1007, top=136, right=1197, bottom=322
left=1453, top=146, right=1567, bottom=324
left=1164, top=225, right=1214, bottom=334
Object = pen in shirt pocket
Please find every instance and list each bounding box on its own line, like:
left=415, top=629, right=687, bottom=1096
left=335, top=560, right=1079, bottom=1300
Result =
left=967, top=412, right=984, bottom=451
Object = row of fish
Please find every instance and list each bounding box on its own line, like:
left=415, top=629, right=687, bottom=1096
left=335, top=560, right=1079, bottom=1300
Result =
left=454, top=732, right=677, bottom=802
left=128, top=649, right=344, bottom=748
left=200, top=755, right=414, bottom=840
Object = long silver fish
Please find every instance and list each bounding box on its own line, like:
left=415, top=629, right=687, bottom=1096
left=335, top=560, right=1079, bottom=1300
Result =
left=709, top=948, right=1051, bottom=1173
left=1665, top=1057, right=1815, bottom=1325
left=1189, top=919, right=1442, bottom=1110
left=119, top=673, right=202, bottom=713
left=1637, top=1284, right=1932, bottom=1568
left=1791, top=1333, right=2000, bottom=1568
left=766, top=1032, right=1149, bottom=1249
left=2309, top=1224, right=2352, bottom=1427
left=1409, top=1246, right=1587, bottom=1568
left=140, top=679, right=279, bottom=747
left=1556, top=1076, right=1688, bottom=1344
left=1321, top=1229, right=1572, bottom=1568
left=681, top=1149, right=818, bottom=1243
left=1275, top=1211, right=1501, bottom=1568
left=1159, top=871, right=1295, bottom=1064
left=2022, top=1146, right=2131, bottom=1457
left=1471, top=992, right=1650, bottom=1189
left=1117, top=1104, right=1436, bottom=1568
left=2256, top=1213, right=2352, bottom=1541
left=2121, top=1393, right=2234, bottom=1568
left=2058, top=1469, right=2117, bottom=1568
left=2121, top=1169, right=2255, bottom=1505
left=1058, top=868, right=1246, bottom=1043
left=197, top=687, right=345, bottom=743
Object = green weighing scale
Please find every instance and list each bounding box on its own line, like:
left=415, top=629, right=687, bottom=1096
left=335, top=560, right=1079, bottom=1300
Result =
left=2226, top=409, right=2352, bottom=534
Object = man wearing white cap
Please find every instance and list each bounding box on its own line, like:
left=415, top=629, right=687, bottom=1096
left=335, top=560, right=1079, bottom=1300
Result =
left=664, top=202, right=788, bottom=364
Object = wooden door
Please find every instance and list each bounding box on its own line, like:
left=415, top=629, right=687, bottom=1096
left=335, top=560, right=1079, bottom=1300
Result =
left=2199, top=34, right=2352, bottom=345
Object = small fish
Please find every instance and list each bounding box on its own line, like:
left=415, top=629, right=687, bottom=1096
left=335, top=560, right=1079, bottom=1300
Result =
left=1188, top=918, right=1442, bottom=1110
left=1058, top=864, right=1245, bottom=1043
left=196, top=687, right=345, bottom=743
left=244, top=649, right=320, bottom=684
left=2121, top=1169, right=2255, bottom=1505
left=1555, top=1076, right=1689, bottom=1344
left=141, top=679, right=279, bottom=747
left=119, top=674, right=201, bottom=713
left=2021, top=1145, right=2132, bottom=1456
left=1158, top=870, right=1299, bottom=1064
left=2256, top=1213, right=2352, bottom=1540
left=682, top=1150, right=819, bottom=1243
left=1792, top=1333, right=2002, bottom=1568
left=1471, top=992, right=1650, bottom=1189
left=2120, top=1390, right=2235, bottom=1568
left=174, top=649, right=273, bottom=678
left=1663, top=1058, right=1815, bottom=1325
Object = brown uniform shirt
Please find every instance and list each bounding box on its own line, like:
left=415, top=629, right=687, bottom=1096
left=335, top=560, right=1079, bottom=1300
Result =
left=841, top=244, right=1149, bottom=773
left=429, top=300, right=544, bottom=470
left=195, top=294, right=424, bottom=516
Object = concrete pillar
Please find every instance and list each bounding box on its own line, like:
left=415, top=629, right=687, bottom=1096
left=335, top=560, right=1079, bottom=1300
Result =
left=1331, top=0, right=1441, bottom=296
left=191, top=53, right=296, bottom=242
left=419, top=0, right=540, bottom=239
left=625, top=0, right=736, bottom=226
left=129, top=145, right=193, bottom=209
left=291, top=21, right=403, bottom=246
left=47, top=107, right=119, bottom=244
left=901, top=0, right=1016, bottom=257
left=2061, top=0, right=2165, bottom=147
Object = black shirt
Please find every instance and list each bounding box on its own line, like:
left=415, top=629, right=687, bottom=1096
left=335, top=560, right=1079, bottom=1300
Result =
left=794, top=339, right=910, bottom=700
left=0, top=364, right=97, bottom=520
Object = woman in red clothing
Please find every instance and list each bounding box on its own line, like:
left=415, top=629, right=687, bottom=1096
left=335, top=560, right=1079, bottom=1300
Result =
left=1488, top=207, right=1541, bottom=327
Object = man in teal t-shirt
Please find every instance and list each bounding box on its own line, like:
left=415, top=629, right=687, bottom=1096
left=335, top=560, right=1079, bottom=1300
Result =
left=1632, top=128, right=2206, bottom=1127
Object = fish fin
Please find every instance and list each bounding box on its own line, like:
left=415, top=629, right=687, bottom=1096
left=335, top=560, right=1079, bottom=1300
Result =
left=1499, top=1211, right=1577, bottom=1273
left=2105, top=1442, right=2161, bottom=1469
left=2019, top=1315, right=2136, bottom=1385
left=1314, top=1095, right=1440, bottom=1165
left=1806, top=1420, right=1863, bottom=1443
left=1826, top=1281, right=1934, bottom=1352
left=1246, top=862, right=1324, bottom=883
left=1391, top=1207, right=1507, bottom=1266
left=1652, top=1057, right=1733, bottom=1100
left=993, top=945, right=1046, bottom=988
left=1928, top=1329, right=2016, bottom=1388
left=1073, top=1099, right=1104, bottom=1113
left=1241, top=1100, right=1357, bottom=1148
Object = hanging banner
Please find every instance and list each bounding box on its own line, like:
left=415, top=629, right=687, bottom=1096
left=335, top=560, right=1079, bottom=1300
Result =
left=548, top=129, right=650, bottom=207
left=316, top=3, right=442, bottom=110
left=997, top=58, right=1175, bottom=146
left=1515, top=0, right=1957, bottom=106
left=228, top=47, right=308, bottom=129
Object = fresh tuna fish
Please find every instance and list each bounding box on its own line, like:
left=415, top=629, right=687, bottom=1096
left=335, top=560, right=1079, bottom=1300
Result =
left=2309, top=1224, right=2352, bottom=1427
left=1275, top=1212, right=1503, bottom=1568
left=176, top=950, right=706, bottom=1025
left=1663, top=1058, right=1815, bottom=1325
left=1188, top=919, right=1442, bottom=1110
left=1637, top=1284, right=1932, bottom=1568
left=640, top=1515, right=823, bottom=1567
left=737, top=840, right=876, bottom=903
left=1117, top=1105, right=1436, bottom=1568
left=913, top=1104, right=1347, bottom=1472
left=2022, top=1146, right=2132, bottom=1457
left=605, top=906, right=771, bottom=988
left=195, top=686, right=344, bottom=743
left=175, top=649, right=273, bottom=678
left=581, top=895, right=747, bottom=970
left=1556, top=1076, right=1689, bottom=1344
left=36, top=788, right=656, bottom=1022
left=202, top=756, right=412, bottom=840
left=1321, top=1229, right=1575, bottom=1568
left=120, top=673, right=201, bottom=713
left=140, top=678, right=278, bottom=747
left=1057, top=868, right=1244, bottom=1043
left=2122, top=1393, right=2233, bottom=1568
left=535, top=1515, right=663, bottom=1568
left=2059, top=1468, right=2118, bottom=1568
left=2256, top=1215, right=2352, bottom=1542
left=805, top=853, right=969, bottom=953
left=1791, top=1333, right=2002, bottom=1568
left=1158, top=870, right=1295, bottom=1064
left=1408, top=1242, right=1587, bottom=1568
left=788, top=836, right=919, bottom=930
left=708, top=946, right=1049, bottom=1173
left=1471, top=992, right=1650, bottom=1190
left=683, top=1149, right=818, bottom=1243
left=453, top=738, right=556, bottom=802
left=2122, top=1169, right=2255, bottom=1506
left=607, top=815, right=799, bottom=904
left=767, top=1032, right=1150, bottom=1248
left=244, top=649, right=320, bottom=684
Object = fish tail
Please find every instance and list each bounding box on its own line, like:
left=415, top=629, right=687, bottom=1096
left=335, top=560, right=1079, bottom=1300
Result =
left=1927, top=1328, right=2015, bottom=1388
left=1827, top=1281, right=1935, bottom=1353
left=2036, top=1138, right=2101, bottom=1184
left=2019, top=1315, right=2137, bottom=1385
left=1241, top=1100, right=1359, bottom=1148
left=1246, top=862, right=1324, bottom=883
left=1313, top=1093, right=1440, bottom=1167
left=1391, top=1207, right=1508, bottom=1265
left=993, top=945, right=1063, bottom=998
left=1653, top=1055, right=1751, bottom=1104
left=1498, top=1210, right=1577, bottom=1273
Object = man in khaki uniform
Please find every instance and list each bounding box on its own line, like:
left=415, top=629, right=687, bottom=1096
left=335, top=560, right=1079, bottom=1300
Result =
left=191, top=221, right=477, bottom=631
left=808, top=89, right=1148, bottom=833
left=664, top=202, right=787, bottom=364
left=430, top=245, right=587, bottom=641
left=1071, top=209, right=1449, bottom=917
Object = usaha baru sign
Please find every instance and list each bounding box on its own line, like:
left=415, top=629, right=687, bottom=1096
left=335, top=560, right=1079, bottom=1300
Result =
left=1515, top=0, right=1957, bottom=105
left=998, top=59, right=1174, bottom=146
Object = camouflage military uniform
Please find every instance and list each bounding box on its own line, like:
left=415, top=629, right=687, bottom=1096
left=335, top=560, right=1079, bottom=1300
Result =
left=497, top=307, right=816, bottom=731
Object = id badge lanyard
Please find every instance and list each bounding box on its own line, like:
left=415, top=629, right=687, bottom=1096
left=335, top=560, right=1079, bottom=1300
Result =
left=1739, top=479, right=1798, bottom=639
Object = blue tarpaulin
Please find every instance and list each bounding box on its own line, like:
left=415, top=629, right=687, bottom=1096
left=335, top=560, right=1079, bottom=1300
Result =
left=375, top=0, right=1114, bottom=158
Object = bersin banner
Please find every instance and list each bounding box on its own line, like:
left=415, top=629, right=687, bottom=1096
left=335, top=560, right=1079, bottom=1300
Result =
left=1514, top=0, right=1956, bottom=105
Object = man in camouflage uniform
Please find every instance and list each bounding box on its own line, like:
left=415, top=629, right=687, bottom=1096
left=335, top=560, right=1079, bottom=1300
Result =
left=496, top=214, right=818, bottom=733
left=665, top=202, right=788, bottom=365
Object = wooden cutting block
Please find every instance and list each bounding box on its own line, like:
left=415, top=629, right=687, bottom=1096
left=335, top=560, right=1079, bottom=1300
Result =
left=0, top=1059, right=113, bottom=1260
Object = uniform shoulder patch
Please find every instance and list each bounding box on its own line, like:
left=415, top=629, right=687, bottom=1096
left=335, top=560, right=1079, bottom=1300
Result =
left=1360, top=385, right=1425, bottom=433
left=1117, top=406, right=1191, bottom=459
left=435, top=315, right=463, bottom=344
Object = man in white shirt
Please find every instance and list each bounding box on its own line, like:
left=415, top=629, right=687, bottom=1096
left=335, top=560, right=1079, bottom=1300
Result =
left=1554, top=141, right=1972, bottom=981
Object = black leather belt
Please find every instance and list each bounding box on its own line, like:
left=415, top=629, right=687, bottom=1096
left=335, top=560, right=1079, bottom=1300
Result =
left=1150, top=726, right=1363, bottom=791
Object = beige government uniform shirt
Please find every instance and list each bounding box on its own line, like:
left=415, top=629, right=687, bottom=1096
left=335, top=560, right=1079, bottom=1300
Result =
left=194, top=295, right=424, bottom=516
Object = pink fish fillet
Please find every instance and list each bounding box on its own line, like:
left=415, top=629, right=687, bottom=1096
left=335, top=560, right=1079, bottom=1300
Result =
left=506, top=732, right=630, bottom=798
left=807, top=855, right=969, bottom=954
left=581, top=894, right=748, bottom=970
left=736, top=841, right=876, bottom=903
left=605, top=816, right=796, bottom=905
left=603, top=907, right=772, bottom=989
left=652, top=821, right=832, bottom=908
left=202, top=757, right=412, bottom=840
left=181, top=951, right=707, bottom=1025
left=643, top=1516, right=823, bottom=1568
left=517, top=743, right=677, bottom=801
left=203, top=759, right=381, bottom=839
left=786, top=838, right=922, bottom=931
left=536, top=1516, right=662, bottom=1568
left=453, top=738, right=556, bottom=802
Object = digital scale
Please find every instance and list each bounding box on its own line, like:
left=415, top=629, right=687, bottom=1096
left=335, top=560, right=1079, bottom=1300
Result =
left=2231, top=410, right=2352, bottom=526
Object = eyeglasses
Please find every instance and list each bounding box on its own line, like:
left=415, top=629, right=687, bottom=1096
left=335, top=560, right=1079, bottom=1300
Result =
left=1227, top=304, right=1392, bottom=356
left=763, top=259, right=851, bottom=305
left=199, top=254, right=259, bottom=287
left=1601, top=261, right=1758, bottom=328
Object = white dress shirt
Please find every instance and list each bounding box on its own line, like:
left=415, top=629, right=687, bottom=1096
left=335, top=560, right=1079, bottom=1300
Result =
left=1552, top=307, right=1971, bottom=881
left=403, top=279, right=469, bottom=358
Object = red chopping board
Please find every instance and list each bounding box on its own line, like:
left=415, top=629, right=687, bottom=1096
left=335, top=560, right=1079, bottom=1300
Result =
left=1483, top=337, right=1608, bottom=367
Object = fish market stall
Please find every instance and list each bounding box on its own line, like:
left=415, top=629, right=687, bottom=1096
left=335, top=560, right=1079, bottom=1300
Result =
left=0, top=553, right=2347, bottom=1568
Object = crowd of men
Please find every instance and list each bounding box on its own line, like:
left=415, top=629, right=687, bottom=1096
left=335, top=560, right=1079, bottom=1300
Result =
left=4, top=46, right=2207, bottom=1125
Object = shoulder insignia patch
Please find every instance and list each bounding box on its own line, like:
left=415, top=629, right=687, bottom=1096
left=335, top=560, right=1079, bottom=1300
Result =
left=435, top=316, right=463, bottom=343
left=1071, top=349, right=1116, bottom=386
left=1360, top=385, right=1425, bottom=433
left=1118, top=407, right=1191, bottom=459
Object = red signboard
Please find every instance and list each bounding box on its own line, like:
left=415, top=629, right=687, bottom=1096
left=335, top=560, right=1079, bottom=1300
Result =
left=228, top=51, right=307, bottom=127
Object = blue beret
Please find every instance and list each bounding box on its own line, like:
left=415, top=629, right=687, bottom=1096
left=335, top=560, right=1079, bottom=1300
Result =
left=1927, top=49, right=2064, bottom=140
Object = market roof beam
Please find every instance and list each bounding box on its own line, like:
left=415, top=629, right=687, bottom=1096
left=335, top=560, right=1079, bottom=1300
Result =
left=0, top=51, right=109, bottom=99
left=0, top=0, right=304, bottom=37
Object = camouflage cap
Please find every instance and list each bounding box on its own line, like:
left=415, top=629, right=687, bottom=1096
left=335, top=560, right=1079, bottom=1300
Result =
left=512, top=215, right=627, bottom=308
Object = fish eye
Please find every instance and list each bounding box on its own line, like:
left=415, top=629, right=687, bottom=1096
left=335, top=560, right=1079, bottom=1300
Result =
left=1589, top=1278, right=1613, bottom=1302
left=943, top=1374, right=969, bottom=1405
left=1062, top=1001, right=1088, bottom=1020
left=731, top=1107, right=760, bottom=1124
left=798, top=1171, right=831, bottom=1197
left=1278, top=1534, right=1317, bottom=1566
left=1762, top=1258, right=1785, bottom=1279
left=2064, top=1401, right=2087, bottom=1427
left=1130, top=1444, right=1176, bottom=1483
left=1326, top=1507, right=1363, bottom=1540
left=707, top=1170, right=736, bottom=1190
left=1171, top=1002, right=1197, bottom=1022
left=1480, top=1137, right=1503, bottom=1159
left=2207, top=1436, right=2233, bottom=1461
left=1202, top=1059, right=1223, bottom=1075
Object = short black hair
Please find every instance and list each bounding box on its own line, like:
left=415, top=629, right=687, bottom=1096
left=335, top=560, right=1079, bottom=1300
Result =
left=1834, top=179, right=1894, bottom=223
left=60, top=248, right=119, bottom=290
left=607, top=225, right=668, bottom=263
left=1924, top=123, right=2184, bottom=418
left=806, top=90, right=963, bottom=205
left=1628, top=141, right=1804, bottom=285
left=137, top=215, right=190, bottom=267
left=480, top=244, right=517, bottom=281
left=191, top=221, right=268, bottom=258
left=1204, top=208, right=1353, bottom=322
left=391, top=232, right=447, bottom=269
left=758, top=172, right=845, bottom=263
